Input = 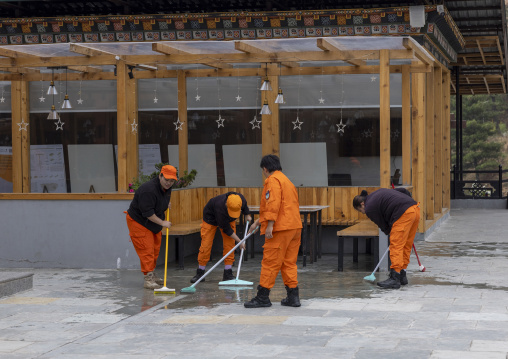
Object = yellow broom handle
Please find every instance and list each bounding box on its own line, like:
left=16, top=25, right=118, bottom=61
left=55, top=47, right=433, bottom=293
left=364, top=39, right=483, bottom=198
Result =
left=163, top=209, right=169, bottom=287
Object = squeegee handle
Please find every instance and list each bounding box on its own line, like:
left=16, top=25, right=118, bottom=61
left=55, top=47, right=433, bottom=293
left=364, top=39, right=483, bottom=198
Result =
left=190, top=226, right=258, bottom=288
left=235, top=221, right=249, bottom=281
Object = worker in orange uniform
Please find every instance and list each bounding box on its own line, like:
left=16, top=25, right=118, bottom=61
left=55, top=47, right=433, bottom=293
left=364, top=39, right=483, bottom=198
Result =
left=125, top=165, right=177, bottom=289
left=190, top=192, right=252, bottom=283
left=245, top=154, right=303, bottom=308
left=352, top=188, right=420, bottom=289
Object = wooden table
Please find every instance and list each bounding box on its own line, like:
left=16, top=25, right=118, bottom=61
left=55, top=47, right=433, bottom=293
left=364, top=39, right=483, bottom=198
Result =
left=336, top=220, right=379, bottom=271
left=243, top=205, right=328, bottom=267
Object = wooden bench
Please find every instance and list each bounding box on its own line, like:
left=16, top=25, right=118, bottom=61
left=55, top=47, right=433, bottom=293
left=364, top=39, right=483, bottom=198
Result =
left=336, top=220, right=379, bottom=271
left=167, top=220, right=202, bottom=270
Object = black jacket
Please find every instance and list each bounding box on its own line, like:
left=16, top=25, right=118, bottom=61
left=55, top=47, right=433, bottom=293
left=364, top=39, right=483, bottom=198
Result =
left=364, top=188, right=417, bottom=235
left=203, top=192, right=250, bottom=237
left=127, top=177, right=171, bottom=233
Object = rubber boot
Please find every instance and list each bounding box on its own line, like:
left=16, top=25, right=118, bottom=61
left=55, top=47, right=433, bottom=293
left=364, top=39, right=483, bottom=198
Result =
left=143, top=272, right=162, bottom=289
left=400, top=269, right=408, bottom=286
left=377, top=269, right=401, bottom=289
left=223, top=269, right=235, bottom=281
left=244, top=285, right=272, bottom=308
left=152, top=272, right=164, bottom=286
left=281, top=286, right=301, bottom=307
left=190, top=268, right=206, bottom=283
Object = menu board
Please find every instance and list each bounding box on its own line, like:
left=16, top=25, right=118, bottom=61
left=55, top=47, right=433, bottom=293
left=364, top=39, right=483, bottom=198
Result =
left=30, top=144, right=67, bottom=193
left=0, top=146, right=13, bottom=193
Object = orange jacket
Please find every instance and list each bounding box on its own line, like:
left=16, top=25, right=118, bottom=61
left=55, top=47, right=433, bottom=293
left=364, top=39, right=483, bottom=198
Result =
left=259, top=170, right=302, bottom=234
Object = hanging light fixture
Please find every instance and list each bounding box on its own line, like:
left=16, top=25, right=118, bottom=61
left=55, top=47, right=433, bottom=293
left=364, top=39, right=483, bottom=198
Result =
left=260, top=100, right=271, bottom=115
left=47, top=68, right=58, bottom=95
left=275, top=63, right=284, bottom=103
left=260, top=63, right=272, bottom=91
left=47, top=105, right=60, bottom=120
left=61, top=67, right=72, bottom=109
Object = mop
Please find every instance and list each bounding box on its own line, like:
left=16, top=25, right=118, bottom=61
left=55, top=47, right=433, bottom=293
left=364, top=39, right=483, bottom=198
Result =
left=219, top=221, right=253, bottom=286
left=412, top=243, right=426, bottom=272
left=363, top=247, right=390, bottom=282
left=181, top=225, right=259, bottom=294
left=154, top=210, right=176, bottom=294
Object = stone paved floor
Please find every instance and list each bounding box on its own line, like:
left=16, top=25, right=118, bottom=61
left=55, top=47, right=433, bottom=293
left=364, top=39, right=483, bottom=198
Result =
left=0, top=208, right=507, bottom=358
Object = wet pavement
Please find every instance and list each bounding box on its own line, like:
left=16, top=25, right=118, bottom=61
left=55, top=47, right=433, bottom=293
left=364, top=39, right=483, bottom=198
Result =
left=1, top=207, right=508, bottom=358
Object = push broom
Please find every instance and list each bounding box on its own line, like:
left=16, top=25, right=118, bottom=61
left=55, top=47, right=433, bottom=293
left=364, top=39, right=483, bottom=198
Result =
left=364, top=246, right=390, bottom=282
left=219, top=221, right=253, bottom=286
left=181, top=225, right=258, bottom=294
left=154, top=210, right=176, bottom=294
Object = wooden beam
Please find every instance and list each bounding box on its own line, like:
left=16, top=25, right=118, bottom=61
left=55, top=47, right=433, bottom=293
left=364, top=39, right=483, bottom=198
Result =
left=401, top=65, right=411, bottom=186
left=316, top=38, right=366, bottom=66
left=262, top=63, right=280, bottom=157
left=476, top=39, right=487, bottom=65
left=152, top=42, right=231, bottom=69
left=483, top=76, right=491, bottom=94
left=402, top=38, right=433, bottom=65
left=379, top=49, right=391, bottom=189
left=67, top=66, right=102, bottom=73
left=425, top=69, right=435, bottom=221
left=126, top=78, right=138, bottom=186
left=10, top=81, right=22, bottom=193
left=177, top=70, right=188, bottom=175
left=434, top=66, right=443, bottom=215
left=442, top=70, right=451, bottom=210
left=234, top=41, right=269, bottom=54
left=70, top=43, right=117, bottom=57
left=116, top=63, right=128, bottom=193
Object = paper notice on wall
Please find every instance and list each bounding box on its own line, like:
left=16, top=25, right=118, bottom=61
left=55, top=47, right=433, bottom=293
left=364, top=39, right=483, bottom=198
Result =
left=30, top=144, right=67, bottom=193
left=139, top=144, right=161, bottom=176
left=0, top=146, right=13, bottom=193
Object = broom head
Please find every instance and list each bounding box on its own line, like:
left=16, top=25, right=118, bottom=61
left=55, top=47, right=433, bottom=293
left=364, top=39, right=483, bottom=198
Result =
left=363, top=273, right=376, bottom=282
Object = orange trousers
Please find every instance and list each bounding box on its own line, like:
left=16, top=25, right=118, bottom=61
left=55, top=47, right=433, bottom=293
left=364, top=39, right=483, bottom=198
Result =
left=198, top=221, right=237, bottom=266
left=259, top=228, right=302, bottom=289
left=389, top=204, right=420, bottom=272
left=125, top=213, right=162, bottom=275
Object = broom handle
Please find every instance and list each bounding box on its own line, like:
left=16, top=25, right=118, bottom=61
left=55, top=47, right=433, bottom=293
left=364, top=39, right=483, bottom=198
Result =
left=235, top=221, right=249, bottom=281
left=371, top=247, right=390, bottom=275
left=163, top=209, right=169, bottom=288
left=412, top=243, right=422, bottom=266
left=190, top=226, right=258, bottom=288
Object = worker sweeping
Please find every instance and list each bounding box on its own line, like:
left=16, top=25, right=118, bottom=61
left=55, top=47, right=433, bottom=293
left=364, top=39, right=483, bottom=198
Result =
left=245, top=154, right=302, bottom=308
left=125, top=165, right=177, bottom=289
left=353, top=188, right=420, bottom=289
left=190, top=192, right=252, bottom=283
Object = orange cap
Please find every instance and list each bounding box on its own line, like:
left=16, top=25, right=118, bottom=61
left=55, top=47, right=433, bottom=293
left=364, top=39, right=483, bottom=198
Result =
left=226, top=194, right=242, bottom=218
left=161, top=165, right=178, bottom=180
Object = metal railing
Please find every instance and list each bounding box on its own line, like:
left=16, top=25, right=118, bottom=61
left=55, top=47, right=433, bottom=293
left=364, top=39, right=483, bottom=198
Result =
left=451, top=165, right=508, bottom=199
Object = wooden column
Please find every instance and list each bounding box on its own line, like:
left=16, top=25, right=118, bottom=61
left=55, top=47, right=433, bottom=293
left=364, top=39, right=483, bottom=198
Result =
left=379, top=49, right=391, bottom=188
left=434, top=66, right=443, bottom=214
left=425, top=68, right=435, bottom=220
left=261, top=63, right=280, bottom=157
left=126, top=78, right=138, bottom=185
left=401, top=65, right=411, bottom=185
left=177, top=70, right=188, bottom=174
left=10, top=80, right=30, bottom=193
left=442, top=69, right=451, bottom=209
left=116, top=63, right=128, bottom=193
left=411, top=72, right=426, bottom=232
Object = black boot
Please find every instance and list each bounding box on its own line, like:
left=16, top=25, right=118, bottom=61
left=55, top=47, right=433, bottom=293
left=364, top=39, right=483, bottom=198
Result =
left=400, top=269, right=408, bottom=286
left=223, top=269, right=235, bottom=281
left=377, top=269, right=401, bottom=289
left=190, top=268, right=206, bottom=283
left=244, top=285, right=272, bottom=308
left=281, top=286, right=301, bottom=307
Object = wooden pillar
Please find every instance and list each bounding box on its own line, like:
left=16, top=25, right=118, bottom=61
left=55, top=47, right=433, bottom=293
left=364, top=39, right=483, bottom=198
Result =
left=11, top=80, right=30, bottom=193
left=177, top=70, right=188, bottom=174
left=379, top=49, right=391, bottom=188
left=401, top=65, right=411, bottom=186
left=411, top=72, right=426, bottom=232
left=116, top=63, right=128, bottom=193
left=442, top=69, right=451, bottom=209
left=126, top=78, right=138, bottom=185
left=425, top=68, right=435, bottom=220
left=261, top=63, right=280, bottom=157
left=434, top=66, right=443, bottom=214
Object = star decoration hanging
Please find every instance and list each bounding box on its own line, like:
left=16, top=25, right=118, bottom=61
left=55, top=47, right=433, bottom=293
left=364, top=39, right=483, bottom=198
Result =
left=195, top=94, right=201, bottom=101
left=391, top=129, right=400, bottom=139
left=236, top=95, right=242, bottom=102
left=77, top=98, right=84, bottom=105
left=371, top=76, right=377, bottom=82
left=0, top=96, right=5, bottom=103
left=153, top=96, right=158, bottom=104
left=130, top=118, right=138, bottom=133
left=174, top=118, right=184, bottom=131
left=249, top=116, right=261, bottom=129
left=17, top=119, right=29, bottom=132
left=292, top=117, right=303, bottom=130
left=336, top=120, right=346, bottom=134
left=54, top=119, right=64, bottom=131
left=39, top=96, right=46, bottom=102
left=216, top=116, right=225, bottom=128
left=362, top=129, right=373, bottom=138
left=318, top=97, right=325, bottom=104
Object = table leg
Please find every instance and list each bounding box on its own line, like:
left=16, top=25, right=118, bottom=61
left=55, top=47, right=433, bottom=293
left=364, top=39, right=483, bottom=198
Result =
left=302, top=213, right=308, bottom=267
left=373, top=237, right=379, bottom=271
left=310, top=212, right=316, bottom=264
left=366, top=238, right=372, bottom=254
left=317, top=210, right=323, bottom=259
left=177, top=236, right=184, bottom=270
left=337, top=236, right=344, bottom=271
left=353, top=237, right=358, bottom=263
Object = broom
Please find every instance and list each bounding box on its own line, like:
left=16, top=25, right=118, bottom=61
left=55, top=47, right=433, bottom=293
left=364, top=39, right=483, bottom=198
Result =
left=412, top=243, right=426, bottom=272
left=181, top=226, right=258, bottom=294
left=363, top=247, right=390, bottom=282
left=154, top=209, right=176, bottom=294
left=219, top=221, right=253, bottom=286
